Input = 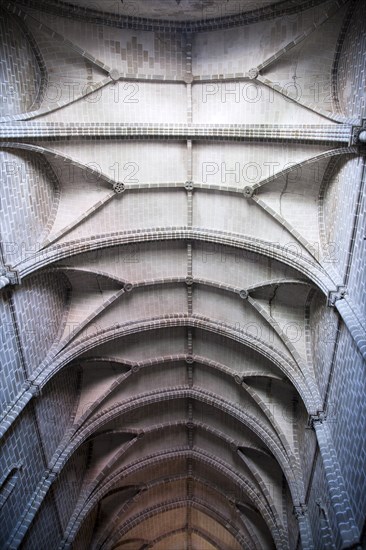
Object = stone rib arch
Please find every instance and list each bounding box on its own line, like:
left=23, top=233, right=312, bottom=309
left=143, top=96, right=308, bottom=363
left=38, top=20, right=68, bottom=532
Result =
left=75, top=395, right=303, bottom=500
left=71, top=353, right=306, bottom=430
left=51, top=391, right=294, bottom=473
left=5, top=391, right=303, bottom=549
left=106, top=501, right=250, bottom=550
left=14, top=424, right=292, bottom=548
left=45, top=276, right=312, bottom=369
left=1, top=343, right=309, bottom=493
left=0, top=318, right=320, bottom=444
left=37, top=319, right=316, bottom=406
left=0, top=141, right=349, bottom=296
left=62, top=450, right=287, bottom=550
left=62, top=430, right=301, bottom=540
left=66, top=459, right=273, bottom=548
left=27, top=394, right=304, bottom=548
left=105, top=492, right=284, bottom=549
left=15, top=232, right=333, bottom=292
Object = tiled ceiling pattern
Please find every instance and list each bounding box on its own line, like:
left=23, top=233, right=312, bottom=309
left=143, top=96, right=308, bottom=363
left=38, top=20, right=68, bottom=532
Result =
left=0, top=1, right=365, bottom=549
left=62, top=0, right=285, bottom=21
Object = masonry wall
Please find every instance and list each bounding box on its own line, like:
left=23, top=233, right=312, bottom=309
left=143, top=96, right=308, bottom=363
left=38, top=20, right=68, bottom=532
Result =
left=0, top=10, right=41, bottom=116
left=52, top=445, right=90, bottom=532
left=72, top=507, right=98, bottom=550
left=337, top=0, right=366, bottom=118
left=327, top=324, right=366, bottom=533
left=321, top=156, right=363, bottom=282
left=309, top=291, right=338, bottom=403
left=0, top=409, right=46, bottom=546
left=0, top=294, right=26, bottom=409
left=22, top=490, right=62, bottom=550
left=307, top=452, right=336, bottom=550
left=0, top=150, right=58, bottom=266
left=34, top=365, right=80, bottom=463
left=346, top=167, right=366, bottom=321
left=11, top=272, right=69, bottom=375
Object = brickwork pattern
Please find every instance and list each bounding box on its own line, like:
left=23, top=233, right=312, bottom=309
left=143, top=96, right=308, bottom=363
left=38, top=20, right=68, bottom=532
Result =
left=192, top=4, right=332, bottom=78
left=192, top=81, right=329, bottom=126
left=32, top=10, right=187, bottom=80
left=21, top=490, right=62, bottom=550
left=25, top=14, right=106, bottom=112
left=321, top=156, right=363, bottom=281
left=327, top=324, right=366, bottom=533
left=11, top=272, right=69, bottom=374
left=337, top=0, right=366, bottom=118
left=0, top=294, right=26, bottom=410
left=0, top=10, right=41, bottom=116
left=0, top=410, right=46, bottom=546
left=307, top=452, right=336, bottom=550
left=72, top=506, right=97, bottom=550
left=53, top=445, right=89, bottom=531
left=34, top=366, right=79, bottom=464
left=346, top=162, right=366, bottom=321
left=309, top=291, right=339, bottom=402
left=263, top=5, right=348, bottom=116
left=0, top=149, right=58, bottom=266
left=42, top=81, right=188, bottom=124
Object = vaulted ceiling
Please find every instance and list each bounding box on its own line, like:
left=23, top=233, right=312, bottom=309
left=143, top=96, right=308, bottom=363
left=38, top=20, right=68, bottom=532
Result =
left=47, top=0, right=286, bottom=21
left=0, top=0, right=365, bottom=549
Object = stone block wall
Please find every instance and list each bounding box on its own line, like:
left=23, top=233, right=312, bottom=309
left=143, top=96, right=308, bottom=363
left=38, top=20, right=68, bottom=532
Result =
left=327, top=325, right=366, bottom=533
left=0, top=410, right=46, bottom=546
left=337, top=0, right=366, bottom=118
left=0, top=10, right=41, bottom=116
left=0, top=150, right=58, bottom=266
left=11, top=272, right=69, bottom=375
left=0, top=294, right=26, bottom=409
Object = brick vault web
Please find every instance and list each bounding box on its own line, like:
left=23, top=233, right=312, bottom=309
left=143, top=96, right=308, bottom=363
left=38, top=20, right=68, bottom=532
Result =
left=0, top=0, right=365, bottom=549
